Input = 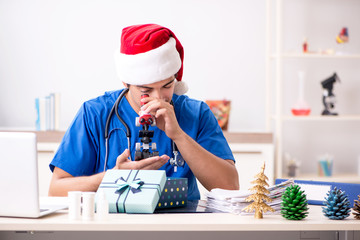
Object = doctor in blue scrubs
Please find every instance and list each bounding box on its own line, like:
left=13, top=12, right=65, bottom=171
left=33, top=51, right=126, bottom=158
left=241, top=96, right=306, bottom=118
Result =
left=49, top=24, right=239, bottom=199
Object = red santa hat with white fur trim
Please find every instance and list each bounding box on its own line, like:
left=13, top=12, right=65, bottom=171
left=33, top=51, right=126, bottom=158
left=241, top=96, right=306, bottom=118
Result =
left=114, top=24, right=188, bottom=95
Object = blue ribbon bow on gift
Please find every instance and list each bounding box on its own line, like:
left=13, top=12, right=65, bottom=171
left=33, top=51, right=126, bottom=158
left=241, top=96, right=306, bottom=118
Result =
left=115, top=176, right=144, bottom=196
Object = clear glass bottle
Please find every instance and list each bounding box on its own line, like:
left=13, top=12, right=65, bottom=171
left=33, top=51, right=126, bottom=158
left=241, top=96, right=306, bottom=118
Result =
left=291, top=71, right=311, bottom=116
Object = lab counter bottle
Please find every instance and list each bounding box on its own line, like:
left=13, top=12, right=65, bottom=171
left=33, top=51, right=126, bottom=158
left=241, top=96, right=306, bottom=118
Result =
left=96, top=189, right=109, bottom=220
left=82, top=192, right=96, bottom=221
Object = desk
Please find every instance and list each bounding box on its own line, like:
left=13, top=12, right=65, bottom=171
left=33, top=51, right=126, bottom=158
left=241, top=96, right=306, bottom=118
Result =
left=0, top=198, right=359, bottom=240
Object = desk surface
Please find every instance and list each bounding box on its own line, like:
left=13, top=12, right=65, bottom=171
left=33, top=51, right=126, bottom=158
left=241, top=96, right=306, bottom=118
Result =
left=0, top=197, right=359, bottom=232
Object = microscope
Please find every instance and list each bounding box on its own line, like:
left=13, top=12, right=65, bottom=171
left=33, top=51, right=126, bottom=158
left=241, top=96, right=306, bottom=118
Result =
left=134, top=94, right=185, bottom=172
left=134, top=94, right=159, bottom=160
left=321, top=73, right=340, bottom=116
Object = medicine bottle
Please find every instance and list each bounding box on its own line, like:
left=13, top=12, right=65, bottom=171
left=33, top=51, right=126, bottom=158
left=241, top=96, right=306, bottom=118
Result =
left=82, top=192, right=96, bottom=221
left=96, top=189, right=109, bottom=220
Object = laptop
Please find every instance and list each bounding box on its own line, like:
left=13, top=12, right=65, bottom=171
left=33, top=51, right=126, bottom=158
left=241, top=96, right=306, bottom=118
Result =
left=0, top=132, right=67, bottom=218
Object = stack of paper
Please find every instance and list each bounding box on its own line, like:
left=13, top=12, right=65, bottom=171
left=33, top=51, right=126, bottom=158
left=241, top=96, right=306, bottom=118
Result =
left=205, top=179, right=294, bottom=215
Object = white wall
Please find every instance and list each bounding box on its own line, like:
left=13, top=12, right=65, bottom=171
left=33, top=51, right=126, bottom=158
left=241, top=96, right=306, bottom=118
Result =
left=0, top=0, right=266, bottom=132
left=1, top=0, right=359, bottom=175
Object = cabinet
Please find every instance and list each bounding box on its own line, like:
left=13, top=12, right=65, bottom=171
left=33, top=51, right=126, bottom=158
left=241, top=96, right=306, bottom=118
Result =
left=37, top=143, right=60, bottom=196
left=267, top=0, right=360, bottom=181
left=35, top=131, right=64, bottom=196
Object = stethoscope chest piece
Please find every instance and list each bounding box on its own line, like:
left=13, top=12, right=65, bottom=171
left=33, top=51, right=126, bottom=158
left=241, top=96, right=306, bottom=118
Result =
left=169, top=150, right=185, bottom=172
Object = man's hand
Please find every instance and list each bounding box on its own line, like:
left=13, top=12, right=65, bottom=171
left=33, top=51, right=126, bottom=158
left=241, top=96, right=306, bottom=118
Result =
left=140, top=97, right=183, bottom=140
left=113, top=149, right=169, bottom=170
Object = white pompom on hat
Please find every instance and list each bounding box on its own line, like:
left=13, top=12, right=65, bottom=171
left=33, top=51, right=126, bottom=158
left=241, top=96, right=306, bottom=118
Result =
left=174, top=79, right=188, bottom=95
left=114, top=24, right=188, bottom=95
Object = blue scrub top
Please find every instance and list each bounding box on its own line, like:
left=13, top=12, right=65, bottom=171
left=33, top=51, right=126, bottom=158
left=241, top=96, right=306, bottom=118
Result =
left=50, top=89, right=234, bottom=200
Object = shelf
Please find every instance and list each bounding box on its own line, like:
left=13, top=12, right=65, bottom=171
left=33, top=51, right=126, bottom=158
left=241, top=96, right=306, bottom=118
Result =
left=271, top=53, right=360, bottom=59
left=290, top=174, right=360, bottom=184
left=272, top=115, right=360, bottom=121
left=0, top=129, right=65, bottom=143
left=223, top=132, right=273, bottom=144
left=267, top=0, right=360, bottom=179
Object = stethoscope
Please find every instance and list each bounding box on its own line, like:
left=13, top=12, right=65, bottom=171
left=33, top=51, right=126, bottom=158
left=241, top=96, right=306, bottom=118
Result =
left=103, top=88, right=184, bottom=172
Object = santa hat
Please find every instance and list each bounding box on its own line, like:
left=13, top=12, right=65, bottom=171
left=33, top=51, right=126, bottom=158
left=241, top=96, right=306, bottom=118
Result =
left=114, top=24, right=188, bottom=95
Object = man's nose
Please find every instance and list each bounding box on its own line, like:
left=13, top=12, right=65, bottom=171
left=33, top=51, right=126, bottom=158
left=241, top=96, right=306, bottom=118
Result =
left=151, top=89, right=161, bottom=99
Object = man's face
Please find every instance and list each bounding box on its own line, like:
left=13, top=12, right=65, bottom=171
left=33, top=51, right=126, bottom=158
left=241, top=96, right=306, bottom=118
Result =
left=125, top=76, right=176, bottom=111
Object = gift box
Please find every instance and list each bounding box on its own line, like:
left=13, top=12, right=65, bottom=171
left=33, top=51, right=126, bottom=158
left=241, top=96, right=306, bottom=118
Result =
left=97, top=169, right=166, bottom=214
left=156, top=177, right=188, bottom=209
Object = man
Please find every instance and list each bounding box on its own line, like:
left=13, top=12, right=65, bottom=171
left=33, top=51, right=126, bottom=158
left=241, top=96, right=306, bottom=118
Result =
left=49, top=24, right=239, bottom=200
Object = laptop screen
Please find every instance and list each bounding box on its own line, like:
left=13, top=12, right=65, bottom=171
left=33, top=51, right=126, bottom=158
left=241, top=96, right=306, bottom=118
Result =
left=0, top=132, right=41, bottom=217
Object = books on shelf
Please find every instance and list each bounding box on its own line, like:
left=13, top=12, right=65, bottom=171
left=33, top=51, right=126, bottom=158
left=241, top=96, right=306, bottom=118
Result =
left=35, top=93, right=60, bottom=131
left=205, top=179, right=294, bottom=215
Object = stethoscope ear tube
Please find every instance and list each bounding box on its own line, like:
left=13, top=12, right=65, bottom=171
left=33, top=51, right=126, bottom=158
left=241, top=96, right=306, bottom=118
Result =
left=105, top=88, right=130, bottom=139
left=104, top=88, right=131, bottom=170
left=114, top=88, right=131, bottom=139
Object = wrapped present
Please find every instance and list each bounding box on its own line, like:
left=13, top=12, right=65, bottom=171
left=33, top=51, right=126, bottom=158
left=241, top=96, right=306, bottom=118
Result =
left=97, top=169, right=166, bottom=214
left=156, top=177, right=188, bottom=209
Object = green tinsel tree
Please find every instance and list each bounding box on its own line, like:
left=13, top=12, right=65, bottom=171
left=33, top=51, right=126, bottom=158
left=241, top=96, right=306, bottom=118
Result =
left=352, top=194, right=360, bottom=220
left=281, top=184, right=308, bottom=220
left=322, top=187, right=350, bottom=220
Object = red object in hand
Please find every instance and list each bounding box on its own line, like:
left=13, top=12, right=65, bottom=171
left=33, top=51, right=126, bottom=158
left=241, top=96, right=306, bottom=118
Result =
left=140, top=94, right=149, bottom=106
left=139, top=113, right=154, bottom=125
left=139, top=94, right=154, bottom=125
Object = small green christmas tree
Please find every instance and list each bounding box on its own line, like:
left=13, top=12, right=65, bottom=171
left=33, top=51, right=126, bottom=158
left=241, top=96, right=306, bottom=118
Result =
left=281, top=184, right=308, bottom=220
left=242, top=162, right=275, bottom=219
left=322, top=187, right=350, bottom=220
left=353, top=194, right=360, bottom=220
